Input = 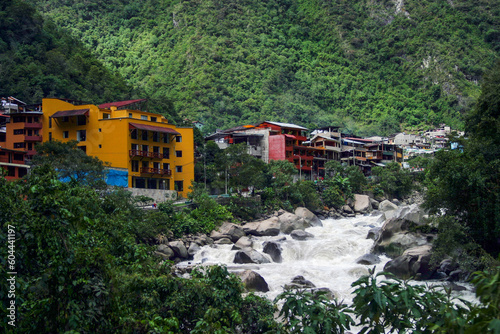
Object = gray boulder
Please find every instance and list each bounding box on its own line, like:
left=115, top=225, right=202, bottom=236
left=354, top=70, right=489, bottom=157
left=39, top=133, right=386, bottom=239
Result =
left=369, top=198, right=380, bottom=210
left=214, top=237, right=233, bottom=245
left=379, top=200, right=398, bottom=212
left=234, top=249, right=271, bottom=264
left=342, top=205, right=354, bottom=214
left=367, top=227, right=381, bottom=240
left=290, top=230, right=314, bottom=240
left=187, top=242, right=201, bottom=256
left=156, top=244, right=175, bottom=260
left=384, top=245, right=433, bottom=280
left=285, top=275, right=316, bottom=289
left=216, top=222, right=247, bottom=242
left=295, top=207, right=323, bottom=227
left=242, top=217, right=281, bottom=236
left=168, top=241, right=188, bottom=259
left=263, top=241, right=283, bottom=263
left=233, top=236, right=253, bottom=250
left=356, top=253, right=381, bottom=265
left=237, top=270, right=269, bottom=292
left=279, top=212, right=307, bottom=234
left=354, top=194, right=371, bottom=213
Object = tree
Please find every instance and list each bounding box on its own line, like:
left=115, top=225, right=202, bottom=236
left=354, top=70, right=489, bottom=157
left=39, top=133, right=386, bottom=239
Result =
left=372, top=162, right=413, bottom=199
left=32, top=140, right=109, bottom=188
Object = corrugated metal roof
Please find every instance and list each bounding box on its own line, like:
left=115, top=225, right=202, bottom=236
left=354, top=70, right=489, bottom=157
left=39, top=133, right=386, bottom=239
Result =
left=50, top=109, right=89, bottom=118
left=99, top=99, right=147, bottom=109
left=264, top=121, right=308, bottom=130
left=129, top=122, right=180, bottom=135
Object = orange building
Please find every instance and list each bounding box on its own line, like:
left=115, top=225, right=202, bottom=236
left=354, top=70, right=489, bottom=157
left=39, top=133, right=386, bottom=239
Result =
left=0, top=147, right=29, bottom=180
left=41, top=98, right=194, bottom=198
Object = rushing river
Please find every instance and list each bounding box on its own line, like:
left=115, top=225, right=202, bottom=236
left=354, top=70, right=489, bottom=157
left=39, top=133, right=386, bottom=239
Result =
left=183, top=213, right=391, bottom=302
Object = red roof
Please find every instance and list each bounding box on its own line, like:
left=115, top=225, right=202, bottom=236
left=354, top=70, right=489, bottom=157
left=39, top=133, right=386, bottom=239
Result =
left=129, top=122, right=180, bottom=135
left=50, top=109, right=89, bottom=118
left=99, top=99, right=147, bottom=109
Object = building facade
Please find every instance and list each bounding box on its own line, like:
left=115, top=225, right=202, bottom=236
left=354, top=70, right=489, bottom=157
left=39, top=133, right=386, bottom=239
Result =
left=42, top=98, right=194, bottom=198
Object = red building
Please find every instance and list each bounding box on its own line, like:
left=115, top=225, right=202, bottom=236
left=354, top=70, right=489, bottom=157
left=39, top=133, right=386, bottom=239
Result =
left=0, top=147, right=29, bottom=180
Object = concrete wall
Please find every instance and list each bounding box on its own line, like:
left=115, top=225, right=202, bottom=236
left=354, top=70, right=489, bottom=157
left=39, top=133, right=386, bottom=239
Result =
left=126, top=188, right=177, bottom=203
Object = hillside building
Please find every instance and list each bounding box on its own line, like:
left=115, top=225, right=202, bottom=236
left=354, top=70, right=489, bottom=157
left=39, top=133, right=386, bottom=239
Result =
left=41, top=98, right=194, bottom=198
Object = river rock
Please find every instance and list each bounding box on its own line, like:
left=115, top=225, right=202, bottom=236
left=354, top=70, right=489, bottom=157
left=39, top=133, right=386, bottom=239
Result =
left=187, top=242, right=201, bottom=256
left=156, top=244, right=174, bottom=260
left=290, top=230, right=314, bottom=240
left=367, top=227, right=381, bottom=240
left=379, top=200, right=398, bottom=212
left=342, top=205, right=354, bottom=214
left=168, top=241, right=188, bottom=259
left=233, top=236, right=253, bottom=250
left=279, top=212, right=307, bottom=234
left=216, top=222, right=247, bottom=242
left=295, top=207, right=323, bottom=227
left=214, top=237, right=233, bottom=245
left=369, top=198, right=380, bottom=210
left=242, top=217, right=280, bottom=236
left=234, top=249, right=271, bottom=264
left=237, top=270, right=269, bottom=292
left=356, top=253, right=381, bottom=265
left=285, top=275, right=316, bottom=289
left=263, top=241, right=283, bottom=263
left=384, top=245, right=433, bottom=280
left=354, top=194, right=371, bottom=213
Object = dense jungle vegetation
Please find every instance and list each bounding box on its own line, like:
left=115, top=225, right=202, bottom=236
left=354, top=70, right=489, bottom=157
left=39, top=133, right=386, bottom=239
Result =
left=9, top=0, right=499, bottom=134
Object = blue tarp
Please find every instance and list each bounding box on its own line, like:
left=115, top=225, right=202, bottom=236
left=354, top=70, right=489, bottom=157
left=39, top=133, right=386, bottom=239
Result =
left=106, top=168, right=128, bottom=187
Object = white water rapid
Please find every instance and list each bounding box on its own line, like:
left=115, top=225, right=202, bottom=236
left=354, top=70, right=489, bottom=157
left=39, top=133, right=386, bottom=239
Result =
left=184, top=213, right=391, bottom=303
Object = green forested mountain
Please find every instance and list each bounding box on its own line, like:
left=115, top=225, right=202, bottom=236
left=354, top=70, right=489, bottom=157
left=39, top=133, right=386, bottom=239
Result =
left=0, top=0, right=134, bottom=104
left=17, top=0, right=500, bottom=133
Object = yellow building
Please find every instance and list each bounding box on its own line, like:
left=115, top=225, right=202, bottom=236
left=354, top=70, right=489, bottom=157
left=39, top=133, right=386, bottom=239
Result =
left=41, top=98, right=194, bottom=198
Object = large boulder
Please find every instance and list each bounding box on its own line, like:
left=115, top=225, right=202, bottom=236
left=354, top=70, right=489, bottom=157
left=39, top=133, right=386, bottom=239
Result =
left=234, top=249, right=271, bottom=264
left=290, top=230, right=314, bottom=240
left=187, top=242, right=201, bottom=256
left=384, top=245, right=433, bottom=280
left=379, top=200, right=398, bottom=212
left=242, top=217, right=280, bottom=236
left=168, top=241, right=188, bottom=259
left=156, top=244, right=174, bottom=260
left=279, top=212, right=307, bottom=234
left=356, top=253, right=381, bottom=265
left=295, top=207, right=323, bottom=227
left=237, top=270, right=269, bottom=292
left=216, top=222, right=247, bottom=242
left=354, top=194, right=371, bottom=213
left=285, top=275, right=316, bottom=289
left=233, top=236, right=253, bottom=250
left=214, top=237, right=233, bottom=245
left=263, top=241, right=283, bottom=263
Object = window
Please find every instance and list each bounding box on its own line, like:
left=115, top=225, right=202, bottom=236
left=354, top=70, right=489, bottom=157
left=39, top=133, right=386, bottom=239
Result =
left=142, top=161, right=149, bottom=169
left=77, top=130, right=86, bottom=142
left=163, top=163, right=170, bottom=170
left=63, top=131, right=69, bottom=138
left=176, top=135, right=182, bottom=142
left=34, top=117, right=39, bottom=123
left=163, top=147, right=170, bottom=159
left=152, top=132, right=159, bottom=142
left=77, top=115, right=86, bottom=125
left=153, top=162, right=160, bottom=169
left=174, top=180, right=183, bottom=192
left=141, top=130, right=148, bottom=140
left=18, top=168, right=27, bottom=178
left=103, top=113, right=110, bottom=119
left=78, top=146, right=86, bottom=153
left=49, top=118, right=52, bottom=128
left=8, top=166, right=16, bottom=177
left=131, top=160, right=139, bottom=172
left=13, top=129, right=24, bottom=135
left=153, top=146, right=160, bottom=154
left=175, top=150, right=182, bottom=157
left=99, top=128, right=102, bottom=132
left=12, top=116, right=23, bottom=123
left=13, top=142, right=25, bottom=149
left=99, top=145, right=102, bottom=148
left=49, top=132, right=52, bottom=141
left=163, top=135, right=170, bottom=143
left=141, top=115, right=148, bottom=120
left=134, top=177, right=146, bottom=189
left=27, top=143, right=33, bottom=150
left=13, top=154, right=24, bottom=161
left=151, top=117, right=157, bottom=122
left=129, top=113, right=133, bottom=118
left=62, top=116, right=69, bottom=122
left=131, top=129, right=138, bottom=139
left=142, top=144, right=148, bottom=152
left=176, top=166, right=182, bottom=173
left=131, top=143, right=138, bottom=151
left=148, top=179, right=157, bottom=189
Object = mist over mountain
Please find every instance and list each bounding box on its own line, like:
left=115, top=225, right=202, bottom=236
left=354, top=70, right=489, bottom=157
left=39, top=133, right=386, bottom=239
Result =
left=13, top=0, right=500, bottom=134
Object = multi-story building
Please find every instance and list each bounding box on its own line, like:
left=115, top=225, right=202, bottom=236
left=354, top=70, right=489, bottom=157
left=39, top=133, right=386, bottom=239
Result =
left=0, top=147, right=29, bottom=180
left=1, top=97, right=43, bottom=160
left=41, top=98, right=194, bottom=198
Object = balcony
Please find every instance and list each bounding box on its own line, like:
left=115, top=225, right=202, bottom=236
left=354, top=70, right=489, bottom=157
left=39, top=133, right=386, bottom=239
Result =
left=24, top=123, right=42, bottom=130
left=140, top=167, right=171, bottom=175
left=129, top=150, right=163, bottom=159
left=25, top=135, right=42, bottom=142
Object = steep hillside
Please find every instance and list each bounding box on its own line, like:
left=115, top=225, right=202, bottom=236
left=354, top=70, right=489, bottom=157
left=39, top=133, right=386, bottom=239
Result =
left=0, top=0, right=133, bottom=104
left=25, top=0, right=500, bottom=134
